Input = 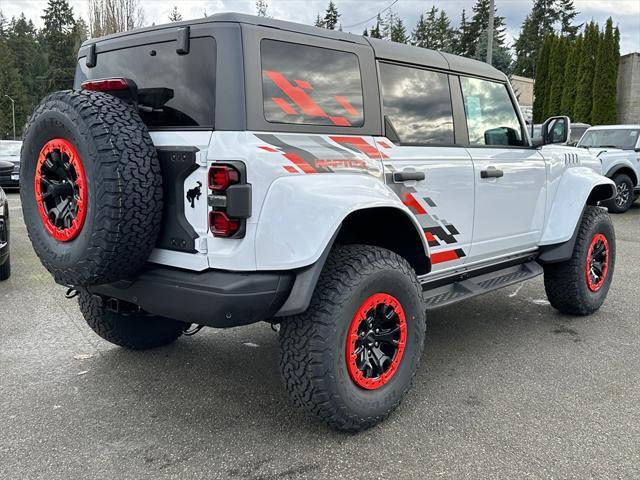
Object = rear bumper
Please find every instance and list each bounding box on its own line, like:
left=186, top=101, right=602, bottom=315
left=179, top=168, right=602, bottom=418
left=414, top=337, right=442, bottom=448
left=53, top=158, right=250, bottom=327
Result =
left=89, top=264, right=295, bottom=328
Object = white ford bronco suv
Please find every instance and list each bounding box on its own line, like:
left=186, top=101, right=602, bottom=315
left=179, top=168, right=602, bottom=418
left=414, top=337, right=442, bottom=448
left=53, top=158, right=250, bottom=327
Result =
left=576, top=125, right=640, bottom=213
left=20, top=14, right=617, bottom=431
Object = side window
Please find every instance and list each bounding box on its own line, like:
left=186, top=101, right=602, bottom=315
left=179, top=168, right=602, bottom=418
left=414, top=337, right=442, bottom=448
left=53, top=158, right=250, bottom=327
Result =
left=460, top=77, right=524, bottom=146
left=379, top=62, right=454, bottom=145
left=260, top=40, right=364, bottom=127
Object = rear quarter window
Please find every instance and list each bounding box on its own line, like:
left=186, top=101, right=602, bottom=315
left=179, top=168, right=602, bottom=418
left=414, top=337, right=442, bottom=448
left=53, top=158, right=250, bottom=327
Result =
left=261, top=39, right=364, bottom=127
left=75, top=37, right=216, bottom=129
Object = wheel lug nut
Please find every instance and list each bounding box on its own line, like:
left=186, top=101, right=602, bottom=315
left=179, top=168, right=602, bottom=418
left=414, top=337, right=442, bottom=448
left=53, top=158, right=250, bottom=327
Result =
left=375, top=342, right=379, bottom=347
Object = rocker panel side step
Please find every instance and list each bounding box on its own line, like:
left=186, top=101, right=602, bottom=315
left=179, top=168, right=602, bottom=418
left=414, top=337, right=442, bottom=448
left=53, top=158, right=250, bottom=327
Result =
left=422, top=261, right=543, bottom=309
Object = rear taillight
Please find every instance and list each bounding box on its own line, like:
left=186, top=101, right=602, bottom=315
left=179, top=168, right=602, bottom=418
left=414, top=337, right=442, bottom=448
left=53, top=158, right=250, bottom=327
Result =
left=209, top=166, right=240, bottom=192
left=209, top=211, right=240, bottom=238
left=81, top=78, right=129, bottom=92
left=208, top=163, right=249, bottom=238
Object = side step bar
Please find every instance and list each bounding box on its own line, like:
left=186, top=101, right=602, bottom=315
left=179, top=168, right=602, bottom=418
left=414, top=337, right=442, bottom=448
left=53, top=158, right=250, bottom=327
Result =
left=422, top=261, right=543, bottom=310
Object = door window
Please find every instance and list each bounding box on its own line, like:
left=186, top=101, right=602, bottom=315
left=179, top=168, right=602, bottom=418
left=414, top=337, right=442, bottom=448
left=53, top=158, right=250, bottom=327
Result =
left=460, top=77, right=524, bottom=146
left=379, top=62, right=454, bottom=145
left=261, top=40, right=364, bottom=127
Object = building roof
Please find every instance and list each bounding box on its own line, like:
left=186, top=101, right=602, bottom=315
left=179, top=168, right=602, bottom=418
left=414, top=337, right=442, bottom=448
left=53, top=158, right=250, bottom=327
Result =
left=82, top=12, right=506, bottom=82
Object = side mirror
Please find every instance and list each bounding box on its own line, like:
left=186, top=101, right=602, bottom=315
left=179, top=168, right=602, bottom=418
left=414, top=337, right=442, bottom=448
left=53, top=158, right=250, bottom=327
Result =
left=540, top=116, right=571, bottom=146
left=0, top=160, right=13, bottom=176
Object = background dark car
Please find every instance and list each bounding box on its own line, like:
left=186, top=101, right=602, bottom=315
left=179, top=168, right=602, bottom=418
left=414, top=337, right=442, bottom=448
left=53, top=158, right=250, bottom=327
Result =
left=0, top=140, right=22, bottom=189
left=0, top=159, right=12, bottom=280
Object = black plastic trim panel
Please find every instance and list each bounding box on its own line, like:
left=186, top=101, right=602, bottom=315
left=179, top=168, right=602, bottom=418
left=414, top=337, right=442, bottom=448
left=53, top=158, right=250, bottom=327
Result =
left=90, top=264, right=295, bottom=328
left=156, top=147, right=200, bottom=253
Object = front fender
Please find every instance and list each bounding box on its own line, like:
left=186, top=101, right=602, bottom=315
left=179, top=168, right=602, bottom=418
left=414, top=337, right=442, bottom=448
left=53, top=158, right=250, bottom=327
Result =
left=255, top=174, right=429, bottom=270
left=540, top=167, right=615, bottom=245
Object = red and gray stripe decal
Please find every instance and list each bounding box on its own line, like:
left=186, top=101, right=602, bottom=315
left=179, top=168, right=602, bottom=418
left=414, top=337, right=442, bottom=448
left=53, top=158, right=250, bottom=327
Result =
left=255, top=134, right=382, bottom=174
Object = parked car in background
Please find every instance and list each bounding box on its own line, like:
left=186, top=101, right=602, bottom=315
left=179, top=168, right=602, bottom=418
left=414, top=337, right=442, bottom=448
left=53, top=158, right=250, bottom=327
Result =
left=567, top=122, right=591, bottom=146
left=0, top=140, right=22, bottom=189
left=531, top=122, right=590, bottom=146
left=0, top=160, right=12, bottom=280
left=577, top=125, right=640, bottom=213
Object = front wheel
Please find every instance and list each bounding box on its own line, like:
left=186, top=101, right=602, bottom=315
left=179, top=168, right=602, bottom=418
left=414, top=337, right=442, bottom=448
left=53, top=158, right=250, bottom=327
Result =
left=543, top=206, right=615, bottom=316
left=604, top=173, right=634, bottom=213
left=278, top=245, right=426, bottom=432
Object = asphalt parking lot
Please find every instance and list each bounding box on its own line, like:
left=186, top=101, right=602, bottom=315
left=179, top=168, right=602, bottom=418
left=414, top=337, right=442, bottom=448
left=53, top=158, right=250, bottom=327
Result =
left=1, top=191, right=639, bottom=479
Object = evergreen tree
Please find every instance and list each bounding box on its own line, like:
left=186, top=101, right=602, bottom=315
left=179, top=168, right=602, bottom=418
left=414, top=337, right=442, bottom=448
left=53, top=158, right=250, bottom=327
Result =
left=322, top=1, right=340, bottom=30
left=532, top=34, right=553, bottom=122
left=0, top=39, right=28, bottom=139
left=574, top=22, right=599, bottom=123
left=591, top=18, right=618, bottom=125
left=411, top=13, right=429, bottom=48
left=558, top=0, right=580, bottom=39
left=513, top=0, right=560, bottom=77
left=7, top=15, right=41, bottom=107
left=255, top=0, right=269, bottom=18
left=452, top=9, right=469, bottom=55
left=41, top=0, right=77, bottom=92
left=559, top=34, right=581, bottom=116
left=381, top=10, right=396, bottom=40
left=546, top=36, right=568, bottom=116
left=169, top=5, right=183, bottom=22
left=390, top=17, right=409, bottom=44
left=433, top=10, right=455, bottom=53
left=474, top=29, right=512, bottom=75
left=0, top=10, right=8, bottom=38
left=369, top=15, right=382, bottom=39
left=464, top=0, right=507, bottom=58
left=314, top=14, right=324, bottom=28
left=362, top=28, right=368, bottom=37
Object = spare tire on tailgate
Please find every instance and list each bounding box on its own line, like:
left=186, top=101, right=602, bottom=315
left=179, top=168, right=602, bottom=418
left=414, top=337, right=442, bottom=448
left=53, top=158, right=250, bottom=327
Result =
left=20, top=90, right=163, bottom=287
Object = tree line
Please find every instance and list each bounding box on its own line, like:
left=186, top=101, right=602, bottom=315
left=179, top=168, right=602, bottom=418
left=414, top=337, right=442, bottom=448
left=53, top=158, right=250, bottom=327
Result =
left=532, top=18, right=620, bottom=124
left=0, top=0, right=623, bottom=139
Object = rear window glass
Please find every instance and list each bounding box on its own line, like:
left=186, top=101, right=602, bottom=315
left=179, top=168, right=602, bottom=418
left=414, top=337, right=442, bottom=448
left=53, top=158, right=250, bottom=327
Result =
left=379, top=62, right=454, bottom=145
left=75, top=37, right=216, bottom=128
left=261, top=39, right=364, bottom=127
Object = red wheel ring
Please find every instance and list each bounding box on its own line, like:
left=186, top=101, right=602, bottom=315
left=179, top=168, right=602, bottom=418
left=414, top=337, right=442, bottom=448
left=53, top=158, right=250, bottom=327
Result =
left=346, top=293, right=407, bottom=390
left=585, top=233, right=609, bottom=292
left=34, top=139, right=88, bottom=242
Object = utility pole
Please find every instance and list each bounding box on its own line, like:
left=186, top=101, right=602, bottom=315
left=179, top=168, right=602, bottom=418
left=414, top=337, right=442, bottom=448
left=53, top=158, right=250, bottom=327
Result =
left=486, top=0, right=495, bottom=66
left=3, top=95, right=16, bottom=140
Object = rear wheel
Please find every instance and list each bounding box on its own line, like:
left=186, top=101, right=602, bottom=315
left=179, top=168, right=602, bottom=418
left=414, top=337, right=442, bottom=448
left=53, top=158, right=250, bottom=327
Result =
left=605, top=173, right=634, bottom=213
left=0, top=255, right=9, bottom=281
left=78, top=292, right=187, bottom=350
left=543, top=206, right=615, bottom=315
left=278, top=245, right=426, bottom=431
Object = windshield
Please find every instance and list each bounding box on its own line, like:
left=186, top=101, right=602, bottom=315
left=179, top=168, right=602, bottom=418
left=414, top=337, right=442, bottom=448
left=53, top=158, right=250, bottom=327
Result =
left=0, top=142, right=21, bottom=156
left=577, top=129, right=640, bottom=150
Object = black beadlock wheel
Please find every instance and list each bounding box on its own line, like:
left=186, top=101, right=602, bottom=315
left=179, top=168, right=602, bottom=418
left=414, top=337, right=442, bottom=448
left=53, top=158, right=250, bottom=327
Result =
left=20, top=90, right=163, bottom=287
left=78, top=292, right=188, bottom=350
left=278, top=245, right=426, bottom=432
left=543, top=206, right=616, bottom=316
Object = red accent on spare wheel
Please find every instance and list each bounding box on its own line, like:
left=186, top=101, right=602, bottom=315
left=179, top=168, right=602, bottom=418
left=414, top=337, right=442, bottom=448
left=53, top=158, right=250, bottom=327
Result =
left=34, top=139, right=88, bottom=242
left=346, top=293, right=407, bottom=390
left=585, top=233, right=609, bottom=292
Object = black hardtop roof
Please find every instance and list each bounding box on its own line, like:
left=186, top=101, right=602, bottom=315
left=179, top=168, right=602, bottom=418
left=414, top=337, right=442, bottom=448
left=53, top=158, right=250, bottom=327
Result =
left=82, top=12, right=506, bottom=82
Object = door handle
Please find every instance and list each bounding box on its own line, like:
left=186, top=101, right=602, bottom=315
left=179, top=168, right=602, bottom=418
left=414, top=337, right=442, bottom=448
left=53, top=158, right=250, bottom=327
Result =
left=480, top=167, right=504, bottom=179
left=393, top=171, right=426, bottom=182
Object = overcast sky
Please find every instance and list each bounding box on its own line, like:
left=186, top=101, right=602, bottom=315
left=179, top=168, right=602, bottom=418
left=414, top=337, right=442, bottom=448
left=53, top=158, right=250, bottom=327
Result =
left=0, top=0, right=638, bottom=54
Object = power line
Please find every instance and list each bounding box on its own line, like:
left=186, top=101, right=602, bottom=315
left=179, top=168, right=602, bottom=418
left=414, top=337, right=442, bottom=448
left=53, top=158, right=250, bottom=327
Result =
left=341, top=0, right=399, bottom=29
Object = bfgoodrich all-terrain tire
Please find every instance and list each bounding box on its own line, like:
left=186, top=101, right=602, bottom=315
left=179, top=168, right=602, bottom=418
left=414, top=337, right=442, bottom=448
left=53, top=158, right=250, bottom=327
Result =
left=20, top=90, right=162, bottom=287
left=544, top=206, right=615, bottom=316
left=278, top=245, right=426, bottom=431
left=604, top=173, right=635, bottom=214
left=78, top=292, right=187, bottom=350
